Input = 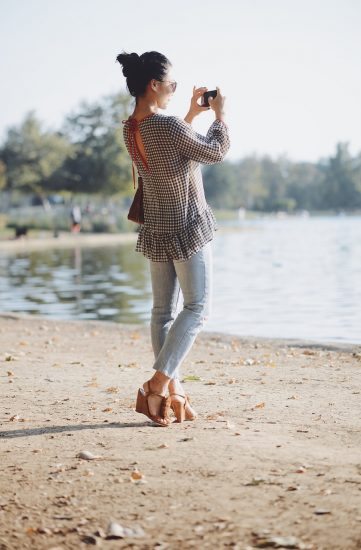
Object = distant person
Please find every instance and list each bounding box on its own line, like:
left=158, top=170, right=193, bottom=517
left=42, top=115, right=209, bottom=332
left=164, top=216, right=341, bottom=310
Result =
left=70, top=205, right=82, bottom=233
left=14, top=226, right=28, bottom=239
left=117, top=50, right=230, bottom=426
left=84, top=200, right=93, bottom=215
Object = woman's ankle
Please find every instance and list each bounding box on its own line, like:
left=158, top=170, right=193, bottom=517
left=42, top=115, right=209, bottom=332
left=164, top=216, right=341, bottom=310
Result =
left=147, top=371, right=170, bottom=395
left=168, top=379, right=185, bottom=396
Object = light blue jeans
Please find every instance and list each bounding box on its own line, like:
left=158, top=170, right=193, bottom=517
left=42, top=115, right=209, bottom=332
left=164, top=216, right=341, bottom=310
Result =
left=149, top=240, right=213, bottom=380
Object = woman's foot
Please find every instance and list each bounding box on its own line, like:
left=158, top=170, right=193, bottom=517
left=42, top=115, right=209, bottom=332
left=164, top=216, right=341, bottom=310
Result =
left=135, top=372, right=172, bottom=427
left=168, top=379, right=198, bottom=422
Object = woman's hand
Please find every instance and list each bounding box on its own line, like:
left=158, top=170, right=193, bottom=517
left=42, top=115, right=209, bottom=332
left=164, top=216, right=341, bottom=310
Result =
left=184, top=86, right=210, bottom=124
left=208, top=86, right=226, bottom=120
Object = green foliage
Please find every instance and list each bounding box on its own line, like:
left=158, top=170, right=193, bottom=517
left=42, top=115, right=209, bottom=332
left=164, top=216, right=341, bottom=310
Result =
left=318, top=144, right=361, bottom=209
left=0, top=112, right=72, bottom=198
left=0, top=160, right=6, bottom=190
left=203, top=161, right=240, bottom=208
left=58, top=93, right=133, bottom=195
left=0, top=214, right=8, bottom=230
left=0, top=93, right=134, bottom=198
left=203, top=143, right=361, bottom=212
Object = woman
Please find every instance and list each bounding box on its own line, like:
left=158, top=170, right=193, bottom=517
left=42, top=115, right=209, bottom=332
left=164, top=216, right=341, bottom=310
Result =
left=116, top=50, right=230, bottom=426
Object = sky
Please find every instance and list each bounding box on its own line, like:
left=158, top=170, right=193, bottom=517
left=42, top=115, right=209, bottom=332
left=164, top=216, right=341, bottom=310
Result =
left=1, top=0, right=360, bottom=162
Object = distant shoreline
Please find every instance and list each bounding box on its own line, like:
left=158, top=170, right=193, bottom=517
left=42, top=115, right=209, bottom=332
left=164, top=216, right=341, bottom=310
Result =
left=0, top=226, right=251, bottom=253
left=0, top=231, right=138, bottom=253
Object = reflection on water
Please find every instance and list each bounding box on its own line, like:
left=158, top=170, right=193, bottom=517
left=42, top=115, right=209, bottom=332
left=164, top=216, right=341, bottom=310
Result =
left=0, top=243, right=152, bottom=323
left=0, top=216, right=360, bottom=344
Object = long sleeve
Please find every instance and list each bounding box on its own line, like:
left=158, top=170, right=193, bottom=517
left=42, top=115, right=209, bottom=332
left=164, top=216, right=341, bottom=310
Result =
left=168, top=116, right=230, bottom=165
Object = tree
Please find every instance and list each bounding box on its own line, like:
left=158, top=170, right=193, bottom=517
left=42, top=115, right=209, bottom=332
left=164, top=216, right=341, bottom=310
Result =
left=203, top=161, right=240, bottom=208
left=285, top=161, right=323, bottom=210
left=0, top=160, right=6, bottom=190
left=0, top=111, right=72, bottom=203
left=319, top=143, right=361, bottom=209
left=59, top=93, right=133, bottom=194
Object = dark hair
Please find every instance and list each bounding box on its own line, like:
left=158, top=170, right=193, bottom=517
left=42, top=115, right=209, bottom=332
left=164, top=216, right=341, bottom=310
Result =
left=116, top=50, right=171, bottom=98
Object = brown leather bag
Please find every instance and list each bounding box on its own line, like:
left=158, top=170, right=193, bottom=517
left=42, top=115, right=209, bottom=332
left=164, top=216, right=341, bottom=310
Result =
left=127, top=175, right=144, bottom=224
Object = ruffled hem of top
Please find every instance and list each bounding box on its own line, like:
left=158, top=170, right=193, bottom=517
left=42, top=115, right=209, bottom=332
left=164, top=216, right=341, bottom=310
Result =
left=135, top=205, right=218, bottom=262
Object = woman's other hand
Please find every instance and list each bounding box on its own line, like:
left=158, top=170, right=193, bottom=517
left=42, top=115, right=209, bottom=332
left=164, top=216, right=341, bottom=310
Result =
left=184, top=86, right=210, bottom=124
left=208, top=86, right=226, bottom=121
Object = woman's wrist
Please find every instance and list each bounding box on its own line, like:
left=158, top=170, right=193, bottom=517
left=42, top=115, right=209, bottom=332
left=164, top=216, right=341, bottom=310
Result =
left=184, top=110, right=196, bottom=124
left=215, top=110, right=226, bottom=122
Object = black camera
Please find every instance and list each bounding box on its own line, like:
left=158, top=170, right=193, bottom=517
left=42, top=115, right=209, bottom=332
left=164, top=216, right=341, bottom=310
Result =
left=202, top=89, right=217, bottom=107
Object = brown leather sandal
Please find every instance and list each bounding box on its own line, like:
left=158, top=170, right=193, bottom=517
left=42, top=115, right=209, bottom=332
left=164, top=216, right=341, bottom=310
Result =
left=170, top=393, right=197, bottom=423
left=135, top=380, right=172, bottom=427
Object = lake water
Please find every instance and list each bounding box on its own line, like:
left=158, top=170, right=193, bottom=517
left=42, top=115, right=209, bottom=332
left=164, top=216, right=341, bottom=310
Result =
left=0, top=216, right=360, bottom=344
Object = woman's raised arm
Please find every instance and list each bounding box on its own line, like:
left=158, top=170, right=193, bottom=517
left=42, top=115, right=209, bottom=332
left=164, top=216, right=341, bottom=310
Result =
left=168, top=116, right=230, bottom=165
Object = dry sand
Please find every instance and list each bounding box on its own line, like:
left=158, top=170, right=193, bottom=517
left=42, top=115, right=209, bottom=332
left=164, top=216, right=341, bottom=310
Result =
left=0, top=313, right=361, bottom=550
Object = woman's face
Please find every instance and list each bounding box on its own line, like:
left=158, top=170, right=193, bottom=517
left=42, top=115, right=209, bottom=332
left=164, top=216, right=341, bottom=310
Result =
left=154, top=66, right=177, bottom=110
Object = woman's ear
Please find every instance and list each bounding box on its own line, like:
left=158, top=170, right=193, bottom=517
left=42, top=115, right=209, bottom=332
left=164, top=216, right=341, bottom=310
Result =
left=149, top=79, right=158, bottom=92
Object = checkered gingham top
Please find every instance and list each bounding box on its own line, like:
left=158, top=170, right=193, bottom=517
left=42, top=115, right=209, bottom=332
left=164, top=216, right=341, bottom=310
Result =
left=122, top=113, right=230, bottom=262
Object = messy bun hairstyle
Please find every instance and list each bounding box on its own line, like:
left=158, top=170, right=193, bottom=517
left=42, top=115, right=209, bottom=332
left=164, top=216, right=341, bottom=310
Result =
left=116, top=50, right=171, bottom=98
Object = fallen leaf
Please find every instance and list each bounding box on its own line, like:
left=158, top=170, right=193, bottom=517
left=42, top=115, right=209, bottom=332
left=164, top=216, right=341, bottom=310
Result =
left=206, top=412, right=226, bottom=420
left=80, top=535, right=98, bottom=544
left=37, top=526, right=52, bottom=535
left=105, top=386, right=120, bottom=393
left=130, top=470, right=146, bottom=484
left=245, top=477, right=266, bottom=486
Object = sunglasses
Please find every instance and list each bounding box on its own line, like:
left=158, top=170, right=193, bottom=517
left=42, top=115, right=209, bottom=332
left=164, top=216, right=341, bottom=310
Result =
left=159, top=80, right=177, bottom=92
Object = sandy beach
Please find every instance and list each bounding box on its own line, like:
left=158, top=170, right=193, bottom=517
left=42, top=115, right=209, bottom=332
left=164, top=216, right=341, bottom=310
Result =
left=0, top=313, right=361, bottom=549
